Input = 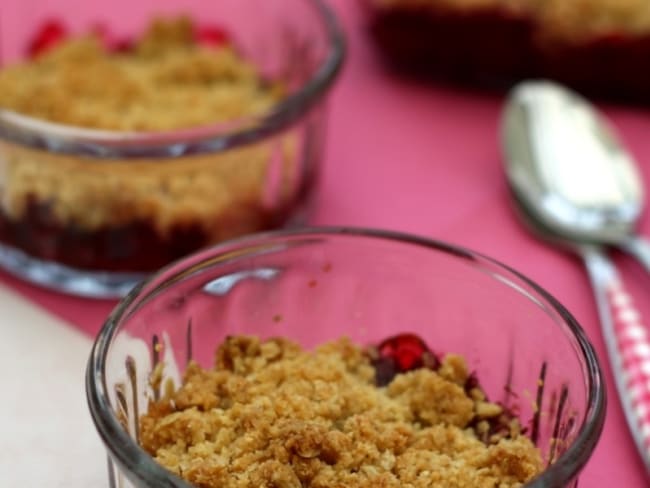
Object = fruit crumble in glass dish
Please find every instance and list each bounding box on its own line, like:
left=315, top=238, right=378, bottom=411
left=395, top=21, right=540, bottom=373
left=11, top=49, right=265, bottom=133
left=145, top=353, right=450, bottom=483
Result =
left=0, top=0, right=344, bottom=298
left=362, top=0, right=650, bottom=104
left=139, top=334, right=543, bottom=487
left=87, top=228, right=605, bottom=488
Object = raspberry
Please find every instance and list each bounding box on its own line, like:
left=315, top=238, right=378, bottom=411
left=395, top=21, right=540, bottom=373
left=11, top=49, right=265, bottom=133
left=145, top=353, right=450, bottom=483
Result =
left=195, top=24, right=230, bottom=47
left=27, top=19, right=68, bottom=58
left=377, top=333, right=435, bottom=371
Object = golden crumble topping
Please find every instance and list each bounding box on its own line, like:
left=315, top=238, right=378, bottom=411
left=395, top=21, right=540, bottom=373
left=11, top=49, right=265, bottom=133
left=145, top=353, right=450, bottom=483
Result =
left=140, top=336, right=542, bottom=488
left=0, top=17, right=283, bottom=131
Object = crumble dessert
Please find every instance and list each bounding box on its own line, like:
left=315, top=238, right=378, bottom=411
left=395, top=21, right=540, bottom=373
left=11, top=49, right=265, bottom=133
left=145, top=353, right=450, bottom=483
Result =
left=140, top=334, right=542, bottom=487
left=0, top=17, right=300, bottom=272
left=365, top=0, right=650, bottom=103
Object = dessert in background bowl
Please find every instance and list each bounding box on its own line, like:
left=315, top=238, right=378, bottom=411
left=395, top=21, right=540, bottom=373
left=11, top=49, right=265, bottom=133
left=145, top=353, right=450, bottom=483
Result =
left=86, top=228, right=605, bottom=488
left=0, top=0, right=344, bottom=298
left=363, top=0, right=650, bottom=104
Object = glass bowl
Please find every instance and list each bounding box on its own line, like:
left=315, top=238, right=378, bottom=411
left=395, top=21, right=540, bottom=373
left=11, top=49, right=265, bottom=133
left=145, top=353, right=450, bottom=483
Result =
left=0, top=0, right=344, bottom=298
left=86, top=227, right=605, bottom=488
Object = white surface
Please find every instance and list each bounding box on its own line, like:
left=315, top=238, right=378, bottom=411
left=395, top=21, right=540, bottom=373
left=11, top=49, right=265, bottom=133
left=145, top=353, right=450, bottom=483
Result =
left=0, top=284, right=107, bottom=487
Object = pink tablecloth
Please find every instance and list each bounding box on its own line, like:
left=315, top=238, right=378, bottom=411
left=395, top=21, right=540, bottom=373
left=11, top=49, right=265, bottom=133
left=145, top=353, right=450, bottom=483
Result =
left=2, top=1, right=650, bottom=485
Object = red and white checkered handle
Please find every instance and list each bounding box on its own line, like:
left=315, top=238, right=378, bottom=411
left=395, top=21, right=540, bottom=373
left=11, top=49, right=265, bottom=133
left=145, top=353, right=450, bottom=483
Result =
left=583, top=245, right=650, bottom=473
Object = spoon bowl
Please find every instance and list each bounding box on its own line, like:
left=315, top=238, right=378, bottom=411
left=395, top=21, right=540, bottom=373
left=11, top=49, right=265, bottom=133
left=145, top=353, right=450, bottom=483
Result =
left=503, top=80, right=644, bottom=247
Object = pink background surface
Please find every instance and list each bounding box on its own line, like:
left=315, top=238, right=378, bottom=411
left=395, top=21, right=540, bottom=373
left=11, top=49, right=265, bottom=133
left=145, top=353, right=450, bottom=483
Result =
left=2, top=1, right=650, bottom=485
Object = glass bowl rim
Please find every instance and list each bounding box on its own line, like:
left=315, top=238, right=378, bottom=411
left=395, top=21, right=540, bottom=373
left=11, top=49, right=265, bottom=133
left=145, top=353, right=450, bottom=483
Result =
left=86, top=226, right=606, bottom=487
left=0, top=0, right=345, bottom=159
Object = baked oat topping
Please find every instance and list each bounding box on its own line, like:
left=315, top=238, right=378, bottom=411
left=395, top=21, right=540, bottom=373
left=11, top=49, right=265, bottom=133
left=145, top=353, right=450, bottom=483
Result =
left=140, top=335, right=542, bottom=487
left=0, top=16, right=283, bottom=131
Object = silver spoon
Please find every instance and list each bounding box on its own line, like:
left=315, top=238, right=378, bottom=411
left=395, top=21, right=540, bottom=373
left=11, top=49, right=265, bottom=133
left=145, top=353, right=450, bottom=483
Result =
left=503, top=80, right=650, bottom=271
left=502, top=80, right=650, bottom=473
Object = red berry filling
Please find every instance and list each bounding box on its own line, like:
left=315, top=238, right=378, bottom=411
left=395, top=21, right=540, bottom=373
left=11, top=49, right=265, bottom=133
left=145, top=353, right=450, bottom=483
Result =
left=195, top=25, right=230, bottom=48
left=370, top=333, right=522, bottom=445
left=28, top=19, right=68, bottom=58
left=370, top=332, right=440, bottom=386
left=377, top=332, right=435, bottom=370
left=26, top=19, right=230, bottom=58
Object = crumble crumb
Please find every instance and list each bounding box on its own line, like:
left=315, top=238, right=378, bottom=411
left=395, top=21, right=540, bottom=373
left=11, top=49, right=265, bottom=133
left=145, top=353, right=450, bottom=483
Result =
left=140, top=336, right=542, bottom=487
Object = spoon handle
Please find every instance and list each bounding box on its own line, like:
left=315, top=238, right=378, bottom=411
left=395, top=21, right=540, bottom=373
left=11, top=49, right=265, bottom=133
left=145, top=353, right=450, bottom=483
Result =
left=582, top=245, right=650, bottom=473
left=621, top=235, right=650, bottom=276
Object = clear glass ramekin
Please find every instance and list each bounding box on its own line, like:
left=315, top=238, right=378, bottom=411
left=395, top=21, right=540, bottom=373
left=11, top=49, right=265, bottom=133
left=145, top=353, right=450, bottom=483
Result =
left=87, top=227, right=606, bottom=488
left=0, top=0, right=344, bottom=298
